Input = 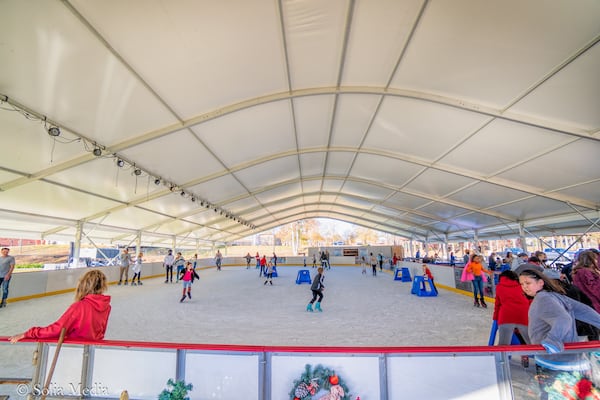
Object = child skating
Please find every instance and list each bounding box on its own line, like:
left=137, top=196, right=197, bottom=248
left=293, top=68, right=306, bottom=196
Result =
left=264, top=261, right=274, bottom=285
left=422, top=263, right=438, bottom=294
left=306, top=267, right=325, bottom=312
left=179, top=262, right=199, bottom=303
left=361, top=256, right=367, bottom=275
left=131, top=252, right=143, bottom=285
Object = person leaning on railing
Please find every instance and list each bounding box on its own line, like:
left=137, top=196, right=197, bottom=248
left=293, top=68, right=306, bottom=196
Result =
left=518, top=268, right=600, bottom=399
left=8, top=270, right=111, bottom=343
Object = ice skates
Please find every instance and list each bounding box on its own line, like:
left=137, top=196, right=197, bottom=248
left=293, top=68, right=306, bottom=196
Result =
left=479, top=297, right=487, bottom=308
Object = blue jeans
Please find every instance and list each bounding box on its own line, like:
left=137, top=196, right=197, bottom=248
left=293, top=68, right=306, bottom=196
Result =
left=176, top=266, right=184, bottom=281
left=472, top=275, right=484, bottom=299
left=0, top=277, right=11, bottom=301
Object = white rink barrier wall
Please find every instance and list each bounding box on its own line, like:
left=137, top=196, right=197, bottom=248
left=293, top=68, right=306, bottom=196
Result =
left=0, top=338, right=538, bottom=400
left=4, top=338, right=599, bottom=400
left=7, top=258, right=463, bottom=304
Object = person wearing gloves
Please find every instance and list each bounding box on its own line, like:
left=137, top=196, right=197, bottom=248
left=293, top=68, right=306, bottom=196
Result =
left=519, top=268, right=600, bottom=399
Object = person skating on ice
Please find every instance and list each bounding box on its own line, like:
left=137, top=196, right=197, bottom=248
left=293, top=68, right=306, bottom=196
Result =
left=131, top=252, right=143, bottom=286
left=179, top=262, right=199, bottom=303
left=163, top=249, right=174, bottom=283
left=361, top=256, right=367, bottom=275
left=370, top=252, right=377, bottom=276
left=173, top=252, right=185, bottom=282
left=422, top=264, right=438, bottom=295
left=264, top=261, right=274, bottom=285
left=307, top=267, right=325, bottom=312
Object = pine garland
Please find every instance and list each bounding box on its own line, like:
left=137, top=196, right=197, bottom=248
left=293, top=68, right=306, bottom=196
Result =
left=289, top=364, right=352, bottom=400
left=543, top=371, right=600, bottom=400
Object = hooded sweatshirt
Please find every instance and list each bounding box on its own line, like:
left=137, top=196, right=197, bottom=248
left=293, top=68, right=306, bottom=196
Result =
left=24, top=294, right=111, bottom=341
left=492, top=276, right=529, bottom=325
left=529, top=291, right=600, bottom=370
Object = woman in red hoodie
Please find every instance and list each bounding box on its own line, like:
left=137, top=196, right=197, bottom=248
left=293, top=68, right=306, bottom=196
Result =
left=9, top=270, right=111, bottom=343
left=493, top=270, right=530, bottom=345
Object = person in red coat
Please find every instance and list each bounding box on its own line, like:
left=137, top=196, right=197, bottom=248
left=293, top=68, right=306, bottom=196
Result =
left=259, top=255, right=267, bottom=277
left=9, top=270, right=111, bottom=343
left=493, top=270, right=530, bottom=345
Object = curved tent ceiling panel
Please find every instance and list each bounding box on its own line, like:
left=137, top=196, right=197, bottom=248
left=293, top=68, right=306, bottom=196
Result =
left=0, top=0, right=599, bottom=248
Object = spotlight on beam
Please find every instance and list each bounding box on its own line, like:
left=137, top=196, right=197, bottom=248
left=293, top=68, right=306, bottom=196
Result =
left=93, top=147, right=102, bottom=157
left=117, top=159, right=125, bottom=167
left=154, top=178, right=161, bottom=185
left=47, top=126, right=61, bottom=137
left=134, top=169, right=142, bottom=176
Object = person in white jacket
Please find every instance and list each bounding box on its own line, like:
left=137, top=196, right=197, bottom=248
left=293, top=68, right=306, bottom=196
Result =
left=163, top=250, right=175, bottom=283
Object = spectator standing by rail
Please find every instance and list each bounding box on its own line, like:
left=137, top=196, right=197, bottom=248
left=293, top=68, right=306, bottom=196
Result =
left=0, top=247, right=16, bottom=308
left=163, top=249, right=174, bottom=283
left=118, top=248, right=131, bottom=286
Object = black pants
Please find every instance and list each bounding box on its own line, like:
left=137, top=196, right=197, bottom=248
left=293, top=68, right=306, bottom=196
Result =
left=132, top=272, right=141, bottom=283
left=310, top=289, right=323, bottom=304
left=165, top=265, right=173, bottom=281
left=372, top=265, right=377, bottom=276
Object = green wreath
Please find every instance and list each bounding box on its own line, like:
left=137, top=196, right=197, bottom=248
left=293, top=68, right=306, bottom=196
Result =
left=289, top=364, right=353, bottom=400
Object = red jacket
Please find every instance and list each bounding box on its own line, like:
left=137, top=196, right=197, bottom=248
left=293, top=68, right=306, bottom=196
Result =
left=423, top=267, right=434, bottom=280
left=24, top=294, right=111, bottom=341
left=492, top=276, right=529, bottom=325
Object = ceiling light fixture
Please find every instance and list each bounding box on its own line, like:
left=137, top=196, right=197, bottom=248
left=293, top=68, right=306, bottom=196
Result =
left=134, top=169, right=142, bottom=176
left=93, top=147, right=102, bottom=157
left=180, top=191, right=186, bottom=197
left=47, top=126, right=61, bottom=137
left=154, top=178, right=161, bottom=185
left=117, top=159, right=125, bottom=167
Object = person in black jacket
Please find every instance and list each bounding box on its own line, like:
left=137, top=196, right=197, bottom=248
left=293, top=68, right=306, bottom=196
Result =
left=306, top=267, right=325, bottom=312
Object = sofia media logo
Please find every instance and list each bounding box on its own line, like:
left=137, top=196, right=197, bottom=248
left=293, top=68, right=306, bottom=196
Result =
left=16, top=382, right=109, bottom=396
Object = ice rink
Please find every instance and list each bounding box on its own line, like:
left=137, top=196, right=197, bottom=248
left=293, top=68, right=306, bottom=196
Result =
left=0, top=265, right=493, bottom=347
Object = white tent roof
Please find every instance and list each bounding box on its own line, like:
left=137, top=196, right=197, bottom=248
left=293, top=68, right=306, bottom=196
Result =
left=1, top=0, right=599, bottom=248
